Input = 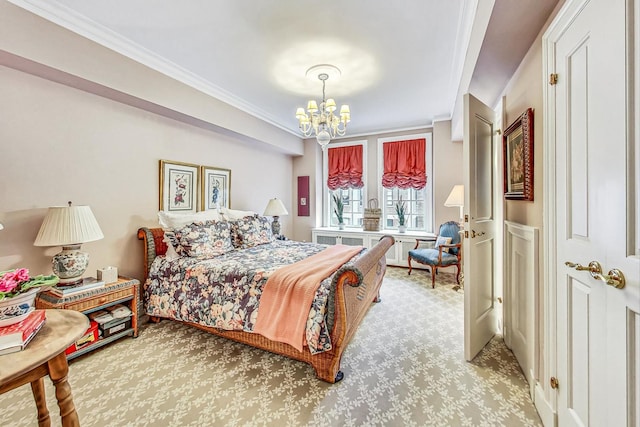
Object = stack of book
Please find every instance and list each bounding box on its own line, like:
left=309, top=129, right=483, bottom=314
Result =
left=49, top=277, right=105, bottom=298
left=0, top=310, right=46, bottom=356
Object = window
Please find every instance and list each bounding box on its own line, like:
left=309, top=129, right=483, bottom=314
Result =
left=323, top=141, right=367, bottom=228
left=384, top=187, right=425, bottom=229
left=378, top=133, right=433, bottom=232
left=330, top=187, right=364, bottom=227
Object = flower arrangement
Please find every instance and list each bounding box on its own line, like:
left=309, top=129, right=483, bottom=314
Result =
left=395, top=197, right=407, bottom=226
left=0, top=268, right=59, bottom=301
left=332, top=193, right=344, bottom=224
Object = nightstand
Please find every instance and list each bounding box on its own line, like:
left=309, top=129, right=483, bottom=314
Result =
left=35, top=276, right=139, bottom=359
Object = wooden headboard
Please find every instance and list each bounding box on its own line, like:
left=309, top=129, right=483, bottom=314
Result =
left=137, top=227, right=168, bottom=281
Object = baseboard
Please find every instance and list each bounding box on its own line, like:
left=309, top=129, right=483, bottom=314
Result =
left=534, top=383, right=557, bottom=427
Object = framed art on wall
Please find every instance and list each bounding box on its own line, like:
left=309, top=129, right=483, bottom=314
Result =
left=159, top=160, right=199, bottom=213
left=201, top=165, right=231, bottom=210
left=503, top=108, right=534, bottom=201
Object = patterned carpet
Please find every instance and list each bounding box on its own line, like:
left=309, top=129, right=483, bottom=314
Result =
left=0, top=267, right=541, bottom=426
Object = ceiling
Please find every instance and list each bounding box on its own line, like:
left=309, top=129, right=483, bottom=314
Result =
left=10, top=0, right=559, bottom=140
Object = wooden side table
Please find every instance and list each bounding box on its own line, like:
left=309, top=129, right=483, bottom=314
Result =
left=0, top=309, right=88, bottom=427
left=36, top=277, right=139, bottom=359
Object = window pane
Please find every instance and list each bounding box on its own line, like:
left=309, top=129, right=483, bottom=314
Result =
left=330, top=188, right=364, bottom=227
left=383, top=187, right=428, bottom=231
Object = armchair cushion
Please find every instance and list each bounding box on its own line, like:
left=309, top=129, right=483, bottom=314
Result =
left=407, top=248, right=459, bottom=266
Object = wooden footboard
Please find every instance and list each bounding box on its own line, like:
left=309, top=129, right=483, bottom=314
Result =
left=137, top=227, right=394, bottom=383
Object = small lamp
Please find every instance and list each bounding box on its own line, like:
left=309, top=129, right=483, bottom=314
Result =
left=34, top=202, right=104, bottom=285
left=263, top=198, right=288, bottom=237
left=444, top=185, right=465, bottom=224
left=0, top=223, right=3, bottom=230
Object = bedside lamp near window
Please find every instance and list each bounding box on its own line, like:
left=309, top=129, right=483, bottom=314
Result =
left=444, top=185, right=465, bottom=225
left=34, top=202, right=104, bottom=285
left=263, top=198, right=288, bottom=237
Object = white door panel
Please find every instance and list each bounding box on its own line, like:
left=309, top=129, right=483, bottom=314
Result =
left=546, top=0, right=639, bottom=424
left=463, top=93, right=498, bottom=361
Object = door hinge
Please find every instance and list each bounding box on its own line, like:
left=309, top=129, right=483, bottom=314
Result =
left=549, top=73, right=558, bottom=85
left=464, top=230, right=469, bottom=238
left=550, top=377, right=559, bottom=389
left=464, top=214, right=469, bottom=223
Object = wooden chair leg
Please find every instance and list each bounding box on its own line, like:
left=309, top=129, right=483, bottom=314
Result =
left=430, top=267, right=436, bottom=288
left=455, top=265, right=461, bottom=284
left=407, top=257, right=413, bottom=275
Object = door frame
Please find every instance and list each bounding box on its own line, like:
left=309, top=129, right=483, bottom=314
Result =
left=539, top=0, right=594, bottom=425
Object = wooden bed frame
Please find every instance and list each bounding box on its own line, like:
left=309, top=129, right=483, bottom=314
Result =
left=137, top=227, right=394, bottom=383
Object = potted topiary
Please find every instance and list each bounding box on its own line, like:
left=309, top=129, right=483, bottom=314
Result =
left=332, top=193, right=345, bottom=230
left=395, top=197, right=407, bottom=232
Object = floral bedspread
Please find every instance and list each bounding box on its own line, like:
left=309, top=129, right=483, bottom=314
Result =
left=144, top=240, right=362, bottom=354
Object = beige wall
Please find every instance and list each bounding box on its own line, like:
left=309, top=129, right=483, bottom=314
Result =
left=497, top=0, right=566, bottom=407
left=0, top=65, right=293, bottom=282
left=0, top=2, right=301, bottom=282
left=433, top=120, right=464, bottom=228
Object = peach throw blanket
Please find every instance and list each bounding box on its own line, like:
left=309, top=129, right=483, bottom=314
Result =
left=253, top=244, right=363, bottom=352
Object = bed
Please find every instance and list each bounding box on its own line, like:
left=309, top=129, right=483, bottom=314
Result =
left=137, top=215, right=394, bottom=383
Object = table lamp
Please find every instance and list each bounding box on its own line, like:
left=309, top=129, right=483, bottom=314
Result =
left=263, top=198, right=288, bottom=237
left=444, top=184, right=465, bottom=224
left=34, top=202, right=104, bottom=285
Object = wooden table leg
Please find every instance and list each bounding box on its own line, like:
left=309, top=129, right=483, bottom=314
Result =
left=30, top=377, right=51, bottom=427
left=47, top=352, right=80, bottom=427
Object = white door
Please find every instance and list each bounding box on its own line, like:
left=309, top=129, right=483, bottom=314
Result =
left=548, top=0, right=640, bottom=425
left=463, top=93, right=499, bottom=361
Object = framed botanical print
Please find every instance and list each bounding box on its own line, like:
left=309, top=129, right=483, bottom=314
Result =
left=159, top=160, right=199, bottom=212
left=503, top=108, right=534, bottom=201
left=201, top=165, right=231, bottom=210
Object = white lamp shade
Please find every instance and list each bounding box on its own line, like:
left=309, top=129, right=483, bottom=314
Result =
left=0, top=223, right=3, bottom=231
left=263, top=198, right=288, bottom=217
left=34, top=205, right=104, bottom=247
left=444, top=185, right=464, bottom=207
left=307, top=100, right=318, bottom=112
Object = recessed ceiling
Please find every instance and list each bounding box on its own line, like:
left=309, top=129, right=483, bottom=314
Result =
left=9, top=0, right=560, bottom=139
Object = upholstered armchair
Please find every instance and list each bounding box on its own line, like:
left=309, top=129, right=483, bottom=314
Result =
left=407, top=221, right=462, bottom=288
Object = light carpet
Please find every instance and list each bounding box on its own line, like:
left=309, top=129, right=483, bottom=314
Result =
left=0, top=267, right=541, bottom=426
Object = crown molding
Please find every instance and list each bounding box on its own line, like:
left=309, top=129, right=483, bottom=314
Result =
left=7, top=0, right=301, bottom=137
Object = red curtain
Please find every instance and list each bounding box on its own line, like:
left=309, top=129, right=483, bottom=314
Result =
left=382, top=138, right=427, bottom=189
left=327, top=145, right=364, bottom=190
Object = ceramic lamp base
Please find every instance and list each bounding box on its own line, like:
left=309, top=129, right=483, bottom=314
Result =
left=52, top=244, right=89, bottom=285
left=271, top=216, right=281, bottom=236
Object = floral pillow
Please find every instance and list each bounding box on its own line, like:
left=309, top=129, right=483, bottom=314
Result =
left=173, top=220, right=234, bottom=258
left=230, top=215, right=274, bottom=248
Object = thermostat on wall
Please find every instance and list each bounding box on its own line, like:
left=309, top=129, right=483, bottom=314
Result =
left=97, top=266, right=118, bottom=284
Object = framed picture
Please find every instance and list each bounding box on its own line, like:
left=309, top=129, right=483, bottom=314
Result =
left=503, top=108, right=534, bottom=201
left=159, top=160, right=199, bottom=213
left=201, top=166, right=231, bottom=210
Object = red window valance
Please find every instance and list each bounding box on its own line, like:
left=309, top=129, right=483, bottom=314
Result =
left=382, top=138, right=427, bottom=189
left=327, top=145, right=364, bottom=190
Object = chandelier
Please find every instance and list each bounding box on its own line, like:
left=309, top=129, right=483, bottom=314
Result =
left=295, top=65, right=351, bottom=150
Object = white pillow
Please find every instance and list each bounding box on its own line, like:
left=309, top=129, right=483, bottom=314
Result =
left=158, top=210, right=223, bottom=230
left=435, top=236, right=453, bottom=253
left=219, top=207, right=257, bottom=220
